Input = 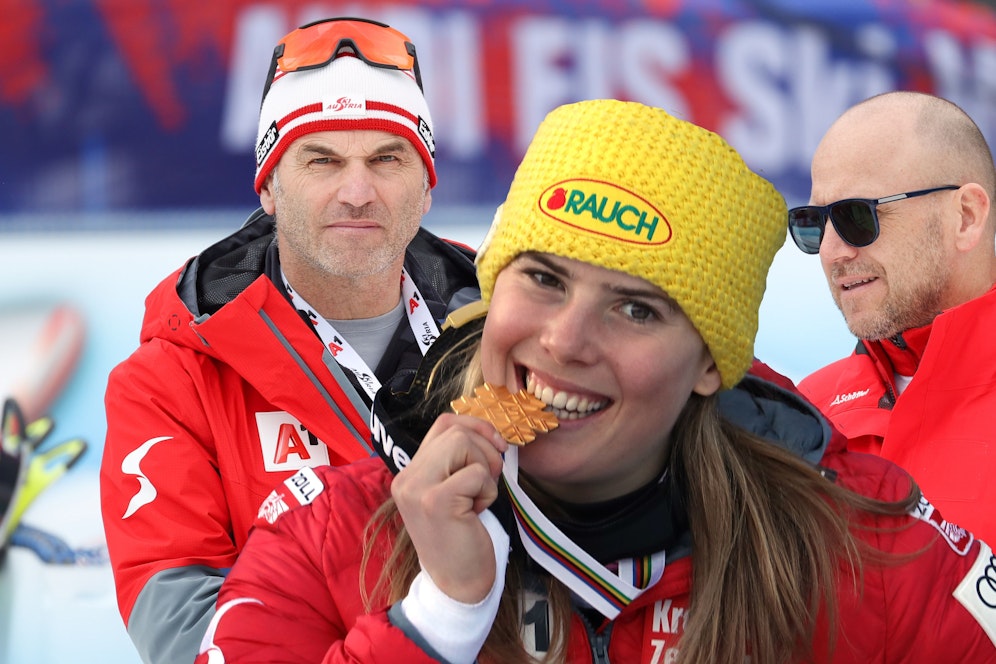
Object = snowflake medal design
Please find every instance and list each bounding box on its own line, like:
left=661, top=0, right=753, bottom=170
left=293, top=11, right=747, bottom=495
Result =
left=451, top=383, right=559, bottom=445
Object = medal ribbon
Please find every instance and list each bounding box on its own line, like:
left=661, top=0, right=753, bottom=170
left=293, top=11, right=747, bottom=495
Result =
left=283, top=267, right=440, bottom=401
left=501, top=446, right=665, bottom=620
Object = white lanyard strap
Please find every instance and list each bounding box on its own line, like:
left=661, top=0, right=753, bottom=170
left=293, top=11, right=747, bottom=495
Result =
left=282, top=267, right=440, bottom=400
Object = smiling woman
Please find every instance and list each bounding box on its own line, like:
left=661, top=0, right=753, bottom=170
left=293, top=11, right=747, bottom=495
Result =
left=194, top=100, right=996, bottom=664
left=481, top=252, right=719, bottom=504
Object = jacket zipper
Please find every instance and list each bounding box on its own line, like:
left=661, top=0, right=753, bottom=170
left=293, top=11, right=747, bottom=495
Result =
left=591, top=631, right=610, bottom=663
left=857, top=339, right=898, bottom=410
left=579, top=610, right=612, bottom=663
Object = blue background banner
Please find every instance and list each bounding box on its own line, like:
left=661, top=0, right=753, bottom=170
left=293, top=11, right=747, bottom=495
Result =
left=2, top=0, right=995, bottom=218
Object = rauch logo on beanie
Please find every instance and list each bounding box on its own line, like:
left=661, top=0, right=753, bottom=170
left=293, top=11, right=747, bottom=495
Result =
left=538, top=179, right=672, bottom=245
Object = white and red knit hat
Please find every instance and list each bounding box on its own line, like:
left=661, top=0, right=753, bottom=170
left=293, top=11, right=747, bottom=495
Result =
left=253, top=54, right=435, bottom=193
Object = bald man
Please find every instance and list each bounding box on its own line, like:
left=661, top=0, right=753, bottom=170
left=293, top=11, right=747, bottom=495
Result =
left=790, top=91, right=996, bottom=543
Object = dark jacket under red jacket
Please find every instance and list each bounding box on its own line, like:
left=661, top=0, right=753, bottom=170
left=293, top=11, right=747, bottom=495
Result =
left=194, top=365, right=996, bottom=663
left=99, top=208, right=480, bottom=664
left=799, top=285, right=996, bottom=545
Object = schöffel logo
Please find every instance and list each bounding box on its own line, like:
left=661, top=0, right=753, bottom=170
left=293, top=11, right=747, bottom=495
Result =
left=538, top=179, right=672, bottom=245
left=255, top=121, right=278, bottom=166
left=829, top=389, right=871, bottom=406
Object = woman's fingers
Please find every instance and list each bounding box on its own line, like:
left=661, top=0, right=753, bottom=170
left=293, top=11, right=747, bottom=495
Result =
left=391, top=413, right=508, bottom=602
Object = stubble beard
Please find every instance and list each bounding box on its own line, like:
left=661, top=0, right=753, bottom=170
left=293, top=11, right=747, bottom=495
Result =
left=837, top=220, right=947, bottom=340
left=273, top=186, right=426, bottom=282
left=843, top=284, right=944, bottom=340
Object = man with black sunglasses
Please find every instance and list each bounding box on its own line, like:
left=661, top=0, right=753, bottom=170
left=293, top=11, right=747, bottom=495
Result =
left=791, top=90, right=996, bottom=545
left=98, top=17, right=480, bottom=664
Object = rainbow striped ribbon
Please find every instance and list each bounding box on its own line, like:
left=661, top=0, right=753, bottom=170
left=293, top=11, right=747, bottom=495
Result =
left=501, top=446, right=665, bottom=619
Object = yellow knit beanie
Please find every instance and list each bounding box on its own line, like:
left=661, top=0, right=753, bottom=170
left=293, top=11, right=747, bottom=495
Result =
left=476, top=100, right=786, bottom=389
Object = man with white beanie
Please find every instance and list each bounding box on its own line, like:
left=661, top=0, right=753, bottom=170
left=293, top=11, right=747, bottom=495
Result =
left=99, top=17, right=480, bottom=664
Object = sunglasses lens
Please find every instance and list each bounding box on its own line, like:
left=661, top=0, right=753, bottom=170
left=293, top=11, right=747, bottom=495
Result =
left=788, top=208, right=824, bottom=254
left=278, top=19, right=415, bottom=73
left=829, top=201, right=878, bottom=247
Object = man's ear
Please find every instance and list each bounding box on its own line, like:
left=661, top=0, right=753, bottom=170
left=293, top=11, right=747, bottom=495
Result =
left=422, top=187, right=432, bottom=216
left=953, top=183, right=991, bottom=252
left=259, top=174, right=276, bottom=216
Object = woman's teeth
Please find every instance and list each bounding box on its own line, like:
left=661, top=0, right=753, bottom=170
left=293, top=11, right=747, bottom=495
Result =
left=526, top=375, right=607, bottom=420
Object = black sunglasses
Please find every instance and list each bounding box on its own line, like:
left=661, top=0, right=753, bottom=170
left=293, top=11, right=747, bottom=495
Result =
left=788, top=185, right=960, bottom=254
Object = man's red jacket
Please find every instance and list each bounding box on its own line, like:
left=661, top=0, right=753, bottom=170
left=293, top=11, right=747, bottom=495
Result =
left=99, top=209, right=479, bottom=664
left=800, top=285, right=996, bottom=544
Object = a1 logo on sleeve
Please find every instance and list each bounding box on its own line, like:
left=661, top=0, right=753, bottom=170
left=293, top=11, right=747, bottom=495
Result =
left=255, top=411, right=331, bottom=472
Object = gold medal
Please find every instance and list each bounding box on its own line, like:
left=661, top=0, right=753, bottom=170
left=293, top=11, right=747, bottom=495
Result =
left=451, top=383, right=559, bottom=445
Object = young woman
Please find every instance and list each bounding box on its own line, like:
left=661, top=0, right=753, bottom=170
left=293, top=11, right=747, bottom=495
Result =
left=195, top=100, right=996, bottom=664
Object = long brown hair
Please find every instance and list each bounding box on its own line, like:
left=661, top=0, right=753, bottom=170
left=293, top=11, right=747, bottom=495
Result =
left=360, top=342, right=920, bottom=664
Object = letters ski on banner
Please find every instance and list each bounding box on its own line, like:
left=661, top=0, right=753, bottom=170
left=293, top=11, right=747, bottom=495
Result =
left=1, top=0, right=994, bottom=218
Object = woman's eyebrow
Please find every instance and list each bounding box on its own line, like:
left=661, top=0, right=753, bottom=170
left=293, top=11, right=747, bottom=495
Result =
left=518, top=251, right=570, bottom=276
left=609, top=284, right=670, bottom=300
left=518, top=252, right=675, bottom=303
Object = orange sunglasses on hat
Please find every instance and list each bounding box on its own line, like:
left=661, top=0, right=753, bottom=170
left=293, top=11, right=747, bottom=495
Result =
left=261, top=16, right=422, bottom=102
